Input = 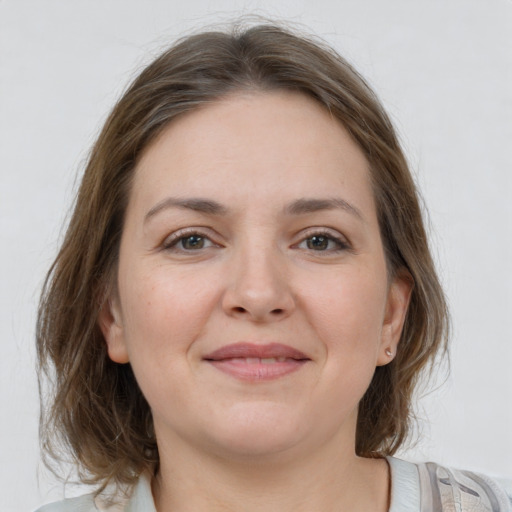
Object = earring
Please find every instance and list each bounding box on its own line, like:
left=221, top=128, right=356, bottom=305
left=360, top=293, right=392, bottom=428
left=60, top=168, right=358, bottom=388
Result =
left=385, top=349, right=393, bottom=357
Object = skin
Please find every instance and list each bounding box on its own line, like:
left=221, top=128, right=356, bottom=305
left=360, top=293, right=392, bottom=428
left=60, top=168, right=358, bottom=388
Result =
left=99, top=91, right=411, bottom=512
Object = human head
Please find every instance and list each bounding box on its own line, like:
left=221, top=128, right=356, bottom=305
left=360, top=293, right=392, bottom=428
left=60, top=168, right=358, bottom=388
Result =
left=37, top=21, right=449, bottom=490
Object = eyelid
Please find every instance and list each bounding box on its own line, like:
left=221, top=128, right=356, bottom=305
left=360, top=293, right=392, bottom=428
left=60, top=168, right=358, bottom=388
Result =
left=158, top=226, right=351, bottom=253
left=161, top=227, right=220, bottom=251
left=294, top=227, right=352, bottom=252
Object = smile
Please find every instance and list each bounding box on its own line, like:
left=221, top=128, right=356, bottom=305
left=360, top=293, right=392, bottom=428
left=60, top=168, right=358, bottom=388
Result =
left=203, top=343, right=310, bottom=381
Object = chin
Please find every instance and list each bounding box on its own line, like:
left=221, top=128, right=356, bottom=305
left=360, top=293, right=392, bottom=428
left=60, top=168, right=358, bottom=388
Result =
left=202, top=402, right=308, bottom=459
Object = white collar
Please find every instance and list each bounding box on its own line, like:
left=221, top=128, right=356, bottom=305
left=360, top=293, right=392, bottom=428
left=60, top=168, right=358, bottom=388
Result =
left=122, top=458, right=421, bottom=512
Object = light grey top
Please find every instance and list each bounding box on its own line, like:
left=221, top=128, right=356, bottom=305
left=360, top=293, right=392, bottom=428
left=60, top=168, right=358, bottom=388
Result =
left=35, top=457, right=512, bottom=511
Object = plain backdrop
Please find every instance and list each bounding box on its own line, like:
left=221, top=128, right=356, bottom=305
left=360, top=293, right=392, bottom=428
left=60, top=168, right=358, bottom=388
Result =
left=1, top=1, right=511, bottom=510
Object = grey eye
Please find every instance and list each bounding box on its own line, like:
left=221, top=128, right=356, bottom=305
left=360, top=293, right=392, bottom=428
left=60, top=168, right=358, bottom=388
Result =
left=306, top=235, right=331, bottom=251
left=180, top=235, right=206, bottom=250
left=296, top=232, right=349, bottom=253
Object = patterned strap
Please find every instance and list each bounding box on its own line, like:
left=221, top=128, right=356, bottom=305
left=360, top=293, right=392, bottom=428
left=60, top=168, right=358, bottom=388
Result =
left=417, top=462, right=512, bottom=512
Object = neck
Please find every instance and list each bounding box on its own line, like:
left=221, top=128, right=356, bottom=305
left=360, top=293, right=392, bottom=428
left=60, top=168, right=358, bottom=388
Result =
left=152, top=432, right=390, bottom=512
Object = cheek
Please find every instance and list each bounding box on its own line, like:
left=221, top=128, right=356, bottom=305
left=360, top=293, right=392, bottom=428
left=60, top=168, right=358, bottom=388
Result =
left=118, top=265, right=220, bottom=362
left=301, top=269, right=388, bottom=417
left=302, top=266, right=388, bottom=358
left=117, top=265, right=223, bottom=412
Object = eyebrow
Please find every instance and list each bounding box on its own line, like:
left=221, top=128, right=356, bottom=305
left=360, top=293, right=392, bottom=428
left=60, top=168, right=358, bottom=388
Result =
left=144, top=196, right=364, bottom=223
left=145, top=197, right=229, bottom=223
left=284, top=197, right=364, bottom=221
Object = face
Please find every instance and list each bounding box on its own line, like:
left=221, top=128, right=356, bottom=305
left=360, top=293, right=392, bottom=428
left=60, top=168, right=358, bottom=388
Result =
left=100, top=91, right=411, bottom=462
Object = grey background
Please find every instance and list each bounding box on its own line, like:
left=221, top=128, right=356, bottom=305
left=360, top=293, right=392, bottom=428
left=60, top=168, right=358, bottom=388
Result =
left=1, top=1, right=511, bottom=510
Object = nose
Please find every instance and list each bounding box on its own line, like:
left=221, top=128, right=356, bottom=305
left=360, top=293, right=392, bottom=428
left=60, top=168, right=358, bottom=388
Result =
left=221, top=244, right=296, bottom=323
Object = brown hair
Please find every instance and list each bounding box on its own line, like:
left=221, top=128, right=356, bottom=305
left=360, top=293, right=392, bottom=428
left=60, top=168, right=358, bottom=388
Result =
left=37, top=21, right=449, bottom=492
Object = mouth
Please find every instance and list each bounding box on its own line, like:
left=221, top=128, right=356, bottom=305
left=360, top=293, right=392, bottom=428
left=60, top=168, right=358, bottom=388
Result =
left=203, top=343, right=310, bottom=381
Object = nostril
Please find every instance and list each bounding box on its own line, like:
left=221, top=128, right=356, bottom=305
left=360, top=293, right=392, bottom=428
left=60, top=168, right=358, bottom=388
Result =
left=233, top=306, right=246, bottom=313
left=271, top=308, right=284, bottom=315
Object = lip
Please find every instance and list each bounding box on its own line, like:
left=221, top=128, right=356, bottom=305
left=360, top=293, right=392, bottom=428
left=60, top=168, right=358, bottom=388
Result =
left=203, top=343, right=310, bottom=381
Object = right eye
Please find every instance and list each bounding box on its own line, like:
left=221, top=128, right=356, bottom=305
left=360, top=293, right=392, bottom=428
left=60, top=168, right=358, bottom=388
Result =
left=163, top=230, right=217, bottom=253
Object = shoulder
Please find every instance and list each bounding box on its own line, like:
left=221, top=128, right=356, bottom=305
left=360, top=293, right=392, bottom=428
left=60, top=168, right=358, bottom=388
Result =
left=34, top=492, right=127, bottom=512
left=416, top=460, right=512, bottom=511
left=33, top=493, right=98, bottom=512
left=388, top=457, right=512, bottom=512
left=33, top=473, right=155, bottom=512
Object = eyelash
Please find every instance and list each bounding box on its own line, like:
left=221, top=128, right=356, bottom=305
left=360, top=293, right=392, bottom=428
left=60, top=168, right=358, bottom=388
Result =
left=294, top=229, right=350, bottom=254
left=161, top=228, right=350, bottom=254
left=162, top=228, right=218, bottom=252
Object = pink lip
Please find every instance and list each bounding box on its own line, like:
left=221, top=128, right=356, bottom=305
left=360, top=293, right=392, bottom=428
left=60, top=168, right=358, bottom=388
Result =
left=203, top=343, right=309, bottom=381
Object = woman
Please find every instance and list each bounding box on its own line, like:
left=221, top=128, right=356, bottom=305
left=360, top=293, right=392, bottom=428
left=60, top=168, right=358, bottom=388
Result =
left=35, top=22, right=511, bottom=511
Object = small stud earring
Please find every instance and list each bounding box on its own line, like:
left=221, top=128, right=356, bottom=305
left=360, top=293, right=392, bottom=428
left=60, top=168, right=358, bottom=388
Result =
left=385, top=349, right=393, bottom=357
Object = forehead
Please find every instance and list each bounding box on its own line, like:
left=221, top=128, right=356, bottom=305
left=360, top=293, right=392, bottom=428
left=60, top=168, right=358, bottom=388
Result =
left=130, top=91, right=375, bottom=216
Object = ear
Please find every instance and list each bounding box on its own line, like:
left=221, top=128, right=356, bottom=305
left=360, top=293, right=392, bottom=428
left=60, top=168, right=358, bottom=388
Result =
left=98, top=295, right=130, bottom=364
left=377, top=272, right=413, bottom=366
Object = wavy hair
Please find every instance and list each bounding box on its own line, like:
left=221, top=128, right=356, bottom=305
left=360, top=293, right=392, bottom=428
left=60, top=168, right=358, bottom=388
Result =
left=37, top=21, right=449, bottom=492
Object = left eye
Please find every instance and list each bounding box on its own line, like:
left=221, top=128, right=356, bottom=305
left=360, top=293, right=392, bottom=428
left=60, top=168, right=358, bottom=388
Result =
left=297, top=234, right=347, bottom=252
